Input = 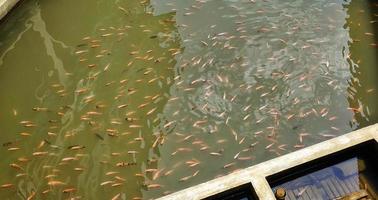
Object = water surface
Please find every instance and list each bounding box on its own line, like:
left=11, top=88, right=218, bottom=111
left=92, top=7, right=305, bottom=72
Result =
left=0, top=0, right=377, bottom=199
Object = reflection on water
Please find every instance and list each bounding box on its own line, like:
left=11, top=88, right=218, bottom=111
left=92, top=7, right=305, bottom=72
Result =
left=0, top=0, right=377, bottom=199
left=272, top=158, right=369, bottom=199
left=0, top=0, right=180, bottom=199
left=271, top=142, right=378, bottom=199
left=347, top=0, right=378, bottom=128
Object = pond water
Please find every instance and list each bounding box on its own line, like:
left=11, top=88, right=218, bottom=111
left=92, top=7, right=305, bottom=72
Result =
left=0, top=0, right=377, bottom=199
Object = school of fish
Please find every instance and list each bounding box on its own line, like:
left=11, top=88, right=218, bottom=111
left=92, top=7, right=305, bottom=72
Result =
left=0, top=0, right=377, bottom=199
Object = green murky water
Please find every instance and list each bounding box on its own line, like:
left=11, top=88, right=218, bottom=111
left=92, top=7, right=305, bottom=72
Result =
left=0, top=0, right=377, bottom=199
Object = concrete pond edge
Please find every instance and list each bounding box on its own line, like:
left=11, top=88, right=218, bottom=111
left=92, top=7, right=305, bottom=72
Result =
left=158, top=123, right=378, bottom=200
left=0, top=0, right=20, bottom=21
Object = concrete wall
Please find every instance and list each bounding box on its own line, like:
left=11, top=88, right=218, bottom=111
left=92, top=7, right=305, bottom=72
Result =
left=0, top=0, right=20, bottom=20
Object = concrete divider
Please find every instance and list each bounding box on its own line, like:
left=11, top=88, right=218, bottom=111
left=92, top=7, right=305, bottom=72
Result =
left=0, top=0, right=20, bottom=21
left=158, top=123, right=378, bottom=200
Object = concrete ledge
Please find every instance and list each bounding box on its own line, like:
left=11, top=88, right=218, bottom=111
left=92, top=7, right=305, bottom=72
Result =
left=158, top=124, right=378, bottom=200
left=0, top=0, right=20, bottom=21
